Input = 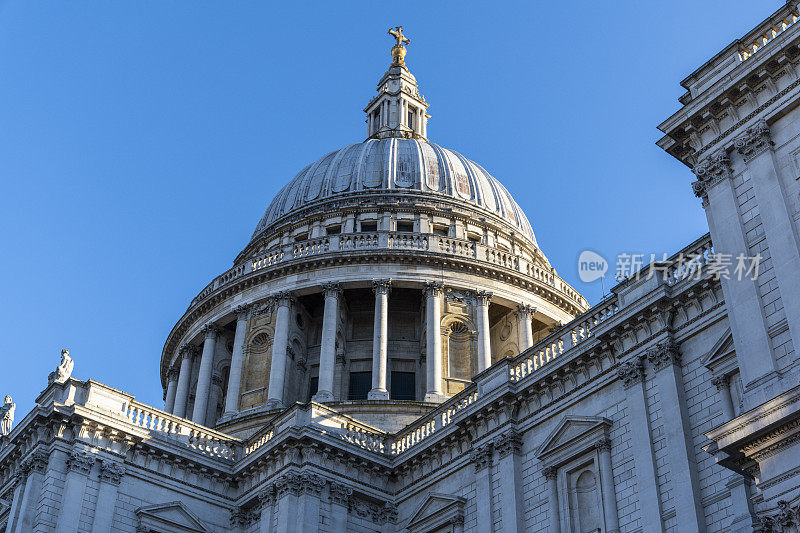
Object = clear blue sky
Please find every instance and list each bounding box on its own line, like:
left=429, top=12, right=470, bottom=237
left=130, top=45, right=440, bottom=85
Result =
left=0, top=1, right=778, bottom=415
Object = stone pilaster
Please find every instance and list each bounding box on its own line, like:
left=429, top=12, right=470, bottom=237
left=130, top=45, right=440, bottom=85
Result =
left=91, top=460, right=125, bottom=533
left=470, top=442, right=493, bottom=532
left=55, top=451, right=96, bottom=533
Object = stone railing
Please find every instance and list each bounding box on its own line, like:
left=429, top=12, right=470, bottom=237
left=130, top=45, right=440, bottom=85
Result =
left=190, top=231, right=585, bottom=310
left=125, top=401, right=239, bottom=461
left=739, top=4, right=800, bottom=61
left=663, top=234, right=714, bottom=286
left=391, top=388, right=479, bottom=455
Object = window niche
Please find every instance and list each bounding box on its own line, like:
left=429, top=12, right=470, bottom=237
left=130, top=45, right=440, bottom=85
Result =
left=536, top=416, right=618, bottom=533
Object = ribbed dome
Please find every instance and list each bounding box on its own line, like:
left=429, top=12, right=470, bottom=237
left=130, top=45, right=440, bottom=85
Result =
left=252, top=138, right=536, bottom=243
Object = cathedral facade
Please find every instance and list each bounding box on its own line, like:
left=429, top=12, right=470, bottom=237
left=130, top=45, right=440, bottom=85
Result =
left=3, top=5, right=800, bottom=532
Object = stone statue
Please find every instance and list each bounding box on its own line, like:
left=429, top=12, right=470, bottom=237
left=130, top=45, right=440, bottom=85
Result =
left=0, top=396, right=15, bottom=436
left=48, top=349, right=74, bottom=385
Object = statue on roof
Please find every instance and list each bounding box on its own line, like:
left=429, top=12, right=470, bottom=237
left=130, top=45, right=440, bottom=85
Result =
left=0, top=396, right=15, bottom=436
left=48, top=349, right=74, bottom=385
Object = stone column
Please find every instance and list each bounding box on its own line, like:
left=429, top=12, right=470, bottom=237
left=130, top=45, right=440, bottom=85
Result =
left=172, top=345, right=195, bottom=418
left=618, top=356, right=664, bottom=532
left=369, top=280, right=391, bottom=400
left=712, top=375, right=735, bottom=420
left=595, top=438, right=620, bottom=533
left=206, top=374, right=223, bottom=425
left=192, top=324, right=219, bottom=425
left=267, top=292, right=293, bottom=407
left=647, top=342, right=705, bottom=532
left=90, top=460, right=125, bottom=533
left=475, top=290, right=493, bottom=371
left=329, top=482, right=352, bottom=532
left=424, top=282, right=444, bottom=401
left=542, top=467, right=560, bottom=533
left=517, top=304, right=535, bottom=351
left=163, top=366, right=179, bottom=413
left=493, top=429, right=525, bottom=532
left=54, top=451, right=95, bottom=533
left=225, top=304, right=250, bottom=415
left=470, top=443, right=493, bottom=532
left=315, top=283, right=341, bottom=402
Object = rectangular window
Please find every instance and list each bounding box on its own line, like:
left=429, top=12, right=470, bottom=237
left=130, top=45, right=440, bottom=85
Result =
left=390, top=371, right=416, bottom=401
left=467, top=233, right=481, bottom=243
left=373, top=109, right=381, bottom=128
left=294, top=233, right=308, bottom=242
left=308, top=377, right=318, bottom=402
left=433, top=225, right=449, bottom=237
left=407, top=107, right=415, bottom=129
left=348, top=372, right=372, bottom=400
left=326, top=225, right=341, bottom=235
left=361, top=221, right=378, bottom=233
left=396, top=221, right=414, bottom=233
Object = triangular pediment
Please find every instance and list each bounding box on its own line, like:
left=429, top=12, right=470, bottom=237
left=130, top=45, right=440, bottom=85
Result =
left=536, top=416, right=611, bottom=463
left=701, top=328, right=735, bottom=370
left=406, top=493, right=465, bottom=532
left=135, top=501, right=209, bottom=533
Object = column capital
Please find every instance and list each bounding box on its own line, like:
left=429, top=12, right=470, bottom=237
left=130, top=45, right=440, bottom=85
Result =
left=201, top=324, right=220, bottom=340
left=474, top=290, right=493, bottom=305
left=272, top=291, right=295, bottom=308
left=372, top=279, right=392, bottom=295
left=329, top=481, right=353, bottom=506
left=617, top=357, right=645, bottom=388
left=516, top=304, right=536, bottom=318
left=99, top=460, right=125, bottom=485
left=646, top=340, right=681, bottom=371
left=179, top=343, right=197, bottom=359
left=167, top=366, right=180, bottom=382
left=691, top=149, right=732, bottom=200
left=423, top=281, right=444, bottom=297
left=711, top=374, right=730, bottom=390
left=541, top=466, right=558, bottom=480
left=594, top=437, right=612, bottom=451
left=469, top=443, right=493, bottom=472
left=494, top=428, right=523, bottom=457
left=66, top=450, right=95, bottom=475
left=257, top=484, right=276, bottom=507
left=322, top=282, right=343, bottom=298
left=233, top=304, right=252, bottom=320
left=211, top=374, right=224, bottom=388
left=735, top=119, right=773, bottom=162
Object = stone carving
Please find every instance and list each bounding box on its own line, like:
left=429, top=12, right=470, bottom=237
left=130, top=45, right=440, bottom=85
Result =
left=372, top=279, right=392, bottom=295
left=179, top=344, right=197, bottom=360
left=274, top=472, right=325, bottom=497
left=517, top=304, right=536, bottom=317
left=329, top=481, right=353, bottom=506
left=711, top=374, right=730, bottom=390
left=594, top=438, right=612, bottom=451
left=18, top=450, right=49, bottom=481
left=258, top=485, right=276, bottom=508
left=542, top=466, right=558, bottom=480
left=273, top=291, right=295, bottom=308
left=230, top=508, right=259, bottom=528
left=423, top=281, right=444, bottom=297
left=691, top=150, right=732, bottom=200
left=66, top=450, right=95, bottom=475
left=322, top=282, right=342, bottom=298
left=166, top=367, right=180, bottom=382
left=646, top=340, right=681, bottom=370
left=233, top=303, right=252, bottom=320
left=474, top=290, right=492, bottom=305
left=0, top=395, right=15, bottom=436
left=617, top=358, right=644, bottom=387
left=48, top=349, right=74, bottom=385
left=735, top=120, right=773, bottom=162
left=99, top=460, right=126, bottom=485
left=201, top=324, right=220, bottom=339
left=756, top=500, right=800, bottom=532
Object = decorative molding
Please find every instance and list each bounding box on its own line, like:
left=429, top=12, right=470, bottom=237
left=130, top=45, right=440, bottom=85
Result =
left=166, top=367, right=180, bottom=381
left=469, top=443, right=493, bottom=472
left=617, top=357, right=645, bottom=387
left=372, top=279, right=392, bottom=295
left=516, top=304, right=536, bottom=318
left=594, top=437, right=612, bottom=451
left=329, top=481, right=353, bottom=506
left=423, top=281, right=444, bottom=297
left=712, top=374, right=731, bottom=390
left=542, top=466, right=557, bottom=480
left=474, top=290, right=492, bottom=306
left=322, top=282, right=343, bottom=299
left=647, top=340, right=681, bottom=371
left=756, top=499, right=800, bottom=532
left=494, top=429, right=523, bottom=458
left=692, top=150, right=732, bottom=200
left=230, top=507, right=259, bottom=528
left=274, top=472, right=325, bottom=497
left=273, top=291, right=294, bottom=308
left=179, top=344, right=197, bottom=360
left=233, top=304, right=252, bottom=320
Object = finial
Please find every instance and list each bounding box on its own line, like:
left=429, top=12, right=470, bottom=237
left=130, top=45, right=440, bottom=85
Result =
left=388, top=26, right=410, bottom=66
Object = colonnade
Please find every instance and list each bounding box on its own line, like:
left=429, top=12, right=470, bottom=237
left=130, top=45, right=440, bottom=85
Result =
left=163, top=281, right=539, bottom=425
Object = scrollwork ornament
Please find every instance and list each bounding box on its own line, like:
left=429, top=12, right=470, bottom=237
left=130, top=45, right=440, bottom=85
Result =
left=474, top=290, right=493, bottom=306
left=542, top=466, right=557, bottom=480
left=329, top=481, right=353, bottom=506
left=66, top=451, right=95, bottom=475
left=322, top=282, right=343, bottom=299
left=711, top=374, right=730, bottom=390
left=691, top=150, right=732, bottom=200
left=757, top=499, right=800, bottom=532
left=647, top=340, right=681, bottom=371
left=617, top=358, right=644, bottom=387
left=469, top=443, right=493, bottom=472
left=99, top=460, right=125, bottom=485
left=494, top=429, right=523, bottom=457
left=233, top=303, right=252, bottom=320
left=735, top=120, right=773, bottom=162
left=594, top=438, right=612, bottom=451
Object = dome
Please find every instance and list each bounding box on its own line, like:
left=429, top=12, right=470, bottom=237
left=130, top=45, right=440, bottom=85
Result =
left=251, top=138, right=537, bottom=244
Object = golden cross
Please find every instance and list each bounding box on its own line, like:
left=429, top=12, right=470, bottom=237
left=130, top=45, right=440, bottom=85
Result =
left=388, top=26, right=410, bottom=47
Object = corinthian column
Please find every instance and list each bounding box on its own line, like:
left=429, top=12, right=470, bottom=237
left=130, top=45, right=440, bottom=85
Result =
left=315, top=283, right=341, bottom=402
left=224, top=304, right=251, bottom=415
left=192, top=324, right=219, bottom=425
left=172, top=345, right=195, bottom=418
left=267, top=292, right=293, bottom=408
left=164, top=366, right=179, bottom=413
left=517, top=304, right=535, bottom=351
left=368, top=279, right=391, bottom=400
left=424, top=281, right=444, bottom=401
left=475, top=290, right=493, bottom=371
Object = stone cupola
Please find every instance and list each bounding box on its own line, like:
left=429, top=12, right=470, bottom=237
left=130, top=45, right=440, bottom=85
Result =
left=364, top=26, right=429, bottom=141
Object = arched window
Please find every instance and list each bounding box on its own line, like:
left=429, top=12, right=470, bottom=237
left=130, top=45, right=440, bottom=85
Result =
left=570, top=468, right=601, bottom=533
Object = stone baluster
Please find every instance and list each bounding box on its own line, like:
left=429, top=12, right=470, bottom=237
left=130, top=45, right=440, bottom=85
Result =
left=164, top=366, right=179, bottom=413
left=267, top=292, right=293, bottom=408
left=369, top=280, right=391, bottom=400
left=424, top=282, right=444, bottom=401
left=315, top=283, right=341, bottom=402
left=172, top=345, right=195, bottom=418
left=225, top=304, right=251, bottom=415
left=517, top=304, right=536, bottom=351
left=192, top=324, right=219, bottom=425
left=475, top=290, right=493, bottom=371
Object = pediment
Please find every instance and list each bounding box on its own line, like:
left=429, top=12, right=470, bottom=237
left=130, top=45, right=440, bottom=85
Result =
left=135, top=501, right=209, bottom=533
left=536, top=415, right=611, bottom=465
left=701, top=328, right=735, bottom=371
left=406, top=492, right=465, bottom=532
